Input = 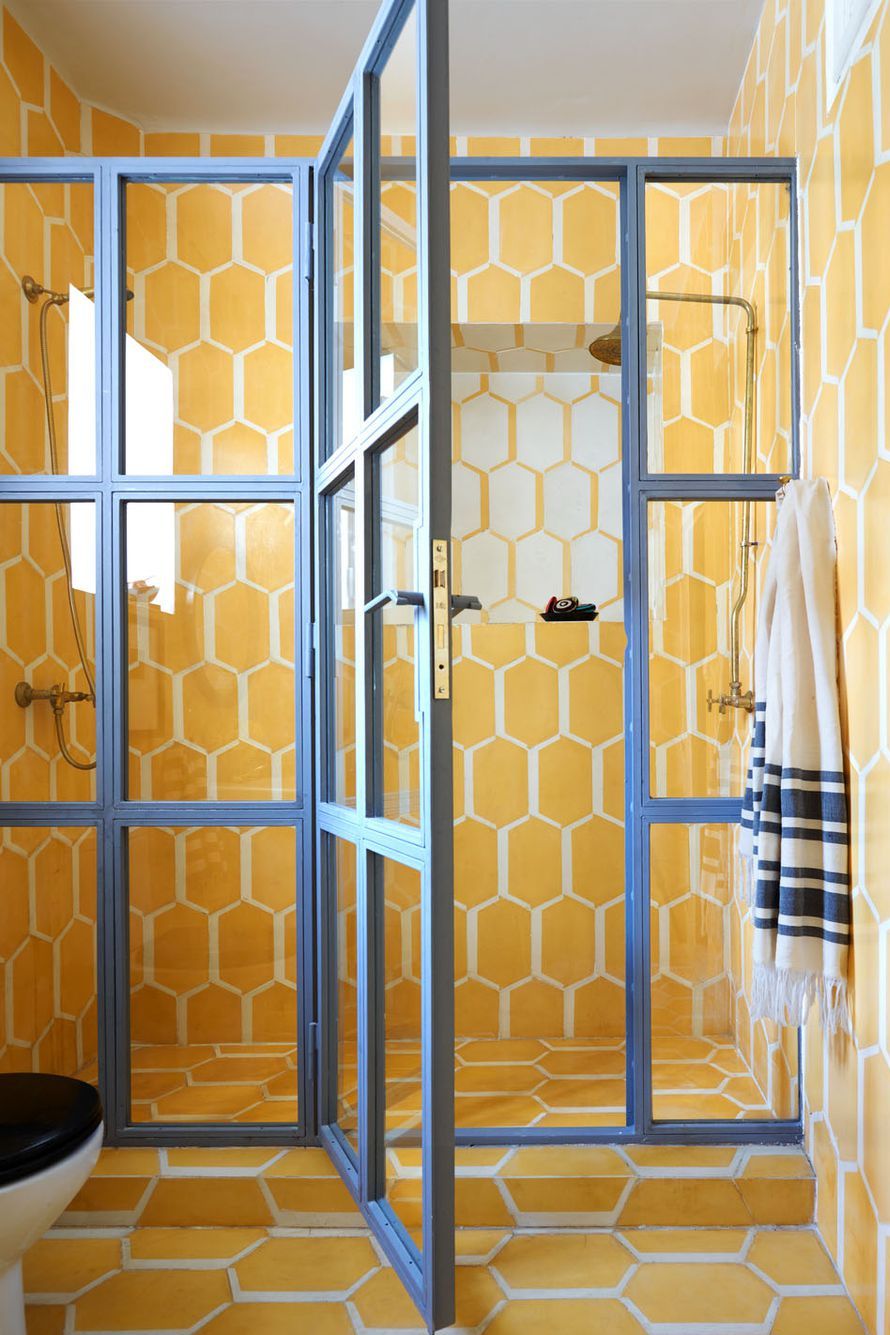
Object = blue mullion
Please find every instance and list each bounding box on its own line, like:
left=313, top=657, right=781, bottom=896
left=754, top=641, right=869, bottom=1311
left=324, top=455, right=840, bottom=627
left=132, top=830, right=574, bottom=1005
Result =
left=642, top=798, right=744, bottom=823
left=449, top=156, right=797, bottom=183
left=295, top=166, right=319, bottom=1139
left=95, top=161, right=119, bottom=1139
left=637, top=475, right=792, bottom=499
left=626, top=163, right=651, bottom=1138
left=0, top=806, right=100, bottom=824
left=0, top=480, right=101, bottom=498
left=110, top=805, right=307, bottom=825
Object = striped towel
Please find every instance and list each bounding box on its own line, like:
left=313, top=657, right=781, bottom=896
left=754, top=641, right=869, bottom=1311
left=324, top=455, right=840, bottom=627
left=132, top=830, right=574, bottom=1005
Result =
left=739, top=479, right=850, bottom=1034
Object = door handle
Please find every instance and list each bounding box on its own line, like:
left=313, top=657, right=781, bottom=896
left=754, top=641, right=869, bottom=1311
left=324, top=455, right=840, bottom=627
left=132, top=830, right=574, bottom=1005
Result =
left=451, top=594, right=482, bottom=617
left=363, top=588, right=424, bottom=615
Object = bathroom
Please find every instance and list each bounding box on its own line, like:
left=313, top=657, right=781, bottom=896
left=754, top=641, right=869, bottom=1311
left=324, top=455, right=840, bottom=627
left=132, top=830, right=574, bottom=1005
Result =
left=0, top=0, right=885, bottom=1331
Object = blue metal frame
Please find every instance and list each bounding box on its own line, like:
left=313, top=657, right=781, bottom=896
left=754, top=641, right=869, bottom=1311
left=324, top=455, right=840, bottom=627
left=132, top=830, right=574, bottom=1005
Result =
left=0, top=157, right=317, bottom=1146
left=432, top=157, right=802, bottom=1149
left=313, top=0, right=456, bottom=1327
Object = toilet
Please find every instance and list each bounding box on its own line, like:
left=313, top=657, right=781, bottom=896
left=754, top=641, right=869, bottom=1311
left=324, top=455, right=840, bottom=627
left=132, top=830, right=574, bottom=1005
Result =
left=0, top=1075, right=103, bottom=1335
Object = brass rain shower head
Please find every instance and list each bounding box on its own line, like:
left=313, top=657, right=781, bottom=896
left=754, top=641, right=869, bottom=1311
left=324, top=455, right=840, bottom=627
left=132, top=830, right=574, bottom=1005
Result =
left=588, top=289, right=757, bottom=367
left=21, top=274, right=135, bottom=304
left=588, top=326, right=622, bottom=365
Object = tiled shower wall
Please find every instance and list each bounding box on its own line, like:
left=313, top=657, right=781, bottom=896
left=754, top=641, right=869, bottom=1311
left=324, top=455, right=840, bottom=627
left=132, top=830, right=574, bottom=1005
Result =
left=730, top=0, right=890, bottom=1327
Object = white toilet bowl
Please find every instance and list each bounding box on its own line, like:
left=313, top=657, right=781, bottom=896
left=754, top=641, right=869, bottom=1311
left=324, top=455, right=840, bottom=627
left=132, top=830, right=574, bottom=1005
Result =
left=0, top=1076, right=103, bottom=1335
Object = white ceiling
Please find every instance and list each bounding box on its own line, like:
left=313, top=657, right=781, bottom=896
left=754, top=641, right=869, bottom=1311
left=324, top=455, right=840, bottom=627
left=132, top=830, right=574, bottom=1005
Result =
left=9, top=0, right=765, bottom=137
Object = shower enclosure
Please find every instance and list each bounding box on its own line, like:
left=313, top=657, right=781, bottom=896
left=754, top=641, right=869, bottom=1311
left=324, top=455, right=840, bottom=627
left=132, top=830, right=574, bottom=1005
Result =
left=0, top=0, right=801, bottom=1326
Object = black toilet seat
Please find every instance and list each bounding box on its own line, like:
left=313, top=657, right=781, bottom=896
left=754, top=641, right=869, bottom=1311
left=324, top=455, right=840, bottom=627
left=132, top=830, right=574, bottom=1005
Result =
left=0, top=1074, right=103, bottom=1188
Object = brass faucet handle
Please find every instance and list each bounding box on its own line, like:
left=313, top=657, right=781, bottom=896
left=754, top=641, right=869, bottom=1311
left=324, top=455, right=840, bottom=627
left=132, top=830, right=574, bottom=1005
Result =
left=706, top=689, right=727, bottom=715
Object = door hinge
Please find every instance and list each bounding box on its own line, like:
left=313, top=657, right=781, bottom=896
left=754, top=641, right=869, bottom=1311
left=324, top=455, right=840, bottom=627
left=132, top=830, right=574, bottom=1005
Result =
left=302, top=220, right=315, bottom=283
left=308, top=1021, right=320, bottom=1073
left=304, top=622, right=316, bottom=679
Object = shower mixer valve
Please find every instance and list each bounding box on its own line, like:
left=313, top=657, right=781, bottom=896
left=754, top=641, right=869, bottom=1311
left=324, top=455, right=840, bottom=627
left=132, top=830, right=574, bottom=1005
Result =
left=706, top=684, right=754, bottom=714
left=15, top=681, right=95, bottom=712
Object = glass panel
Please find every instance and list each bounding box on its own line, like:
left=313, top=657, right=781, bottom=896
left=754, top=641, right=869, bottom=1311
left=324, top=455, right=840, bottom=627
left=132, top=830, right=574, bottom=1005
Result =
left=324, top=477, right=357, bottom=808
left=331, top=139, right=356, bottom=452
left=450, top=178, right=626, bottom=1129
left=379, top=8, right=418, bottom=402
left=380, top=855, right=423, bottom=1249
left=650, top=823, right=798, bottom=1121
left=128, top=825, right=298, bottom=1124
left=0, top=182, right=96, bottom=475
left=371, top=425, right=421, bottom=825
left=125, top=181, right=295, bottom=474
left=0, top=827, right=97, bottom=1081
left=331, top=836, right=359, bottom=1152
left=0, top=502, right=96, bottom=799
left=644, top=181, right=792, bottom=474
left=126, top=502, right=296, bottom=801
left=648, top=499, right=768, bottom=798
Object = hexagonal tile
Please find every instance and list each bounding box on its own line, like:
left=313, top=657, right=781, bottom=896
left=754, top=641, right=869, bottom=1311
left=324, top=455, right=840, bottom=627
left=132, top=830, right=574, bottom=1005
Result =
left=490, top=462, right=538, bottom=539
left=210, top=264, right=266, bottom=351
left=453, top=460, right=483, bottom=539
left=184, top=827, right=243, bottom=912
left=244, top=505, right=294, bottom=590
left=495, top=1232, right=633, bottom=1290
left=538, top=737, right=592, bottom=825
left=543, top=463, right=594, bottom=540
left=562, top=185, right=620, bottom=274
left=515, top=394, right=565, bottom=469
left=218, top=900, right=274, bottom=993
left=180, top=662, right=240, bottom=752
left=242, top=185, right=293, bottom=273
left=663, top=576, right=718, bottom=663
left=144, top=263, right=200, bottom=351
left=177, top=186, right=233, bottom=272
left=515, top=531, right=564, bottom=610
left=151, top=902, right=209, bottom=992
left=624, top=1263, right=773, bottom=1325
left=571, top=531, right=619, bottom=606
left=503, top=658, right=559, bottom=745
left=472, top=738, right=529, bottom=827
left=214, top=584, right=270, bottom=670
left=475, top=897, right=531, bottom=987
left=541, top=897, right=598, bottom=985
left=243, top=343, right=292, bottom=430
left=178, top=343, right=234, bottom=432
left=460, top=532, right=509, bottom=608
left=568, top=657, right=623, bottom=747
left=247, top=662, right=295, bottom=750
left=459, top=393, right=510, bottom=471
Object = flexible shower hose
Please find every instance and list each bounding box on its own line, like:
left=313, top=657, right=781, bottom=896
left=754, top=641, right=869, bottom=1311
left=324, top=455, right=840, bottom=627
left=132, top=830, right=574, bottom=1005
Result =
left=38, top=293, right=97, bottom=772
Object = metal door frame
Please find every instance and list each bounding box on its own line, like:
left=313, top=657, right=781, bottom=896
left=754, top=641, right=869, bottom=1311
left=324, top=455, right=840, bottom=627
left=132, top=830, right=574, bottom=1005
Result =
left=312, top=0, right=455, bottom=1326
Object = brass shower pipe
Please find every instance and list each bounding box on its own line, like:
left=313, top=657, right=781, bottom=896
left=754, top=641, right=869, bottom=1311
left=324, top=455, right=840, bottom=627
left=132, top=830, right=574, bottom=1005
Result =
left=591, top=289, right=759, bottom=715
left=14, top=275, right=98, bottom=771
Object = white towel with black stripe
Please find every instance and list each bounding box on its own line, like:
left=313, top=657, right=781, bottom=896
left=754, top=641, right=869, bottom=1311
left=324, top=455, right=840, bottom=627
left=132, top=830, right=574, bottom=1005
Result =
left=739, top=478, right=850, bottom=1034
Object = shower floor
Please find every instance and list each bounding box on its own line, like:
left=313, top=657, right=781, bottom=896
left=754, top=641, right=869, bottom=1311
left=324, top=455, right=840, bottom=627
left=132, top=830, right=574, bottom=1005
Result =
left=130, top=1043, right=299, bottom=1123
left=116, top=1034, right=775, bottom=1125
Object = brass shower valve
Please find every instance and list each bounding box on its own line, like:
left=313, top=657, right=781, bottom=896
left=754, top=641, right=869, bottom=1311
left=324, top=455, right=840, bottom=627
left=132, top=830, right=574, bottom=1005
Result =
left=706, top=685, right=755, bottom=715
left=15, top=681, right=95, bottom=714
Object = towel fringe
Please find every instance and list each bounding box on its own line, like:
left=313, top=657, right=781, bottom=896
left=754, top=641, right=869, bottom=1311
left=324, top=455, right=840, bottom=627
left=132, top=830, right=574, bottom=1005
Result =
left=750, top=963, right=850, bottom=1035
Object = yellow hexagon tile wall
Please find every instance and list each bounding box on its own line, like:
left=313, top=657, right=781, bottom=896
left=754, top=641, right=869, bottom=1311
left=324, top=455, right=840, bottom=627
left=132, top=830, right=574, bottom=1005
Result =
left=127, top=500, right=296, bottom=802
left=128, top=824, right=298, bottom=1109
left=0, top=827, right=97, bottom=1078
left=728, top=0, right=890, bottom=1328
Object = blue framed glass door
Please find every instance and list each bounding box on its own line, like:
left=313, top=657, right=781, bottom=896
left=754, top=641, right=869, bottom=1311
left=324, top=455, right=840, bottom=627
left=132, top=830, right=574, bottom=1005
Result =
left=313, top=0, right=455, bottom=1328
